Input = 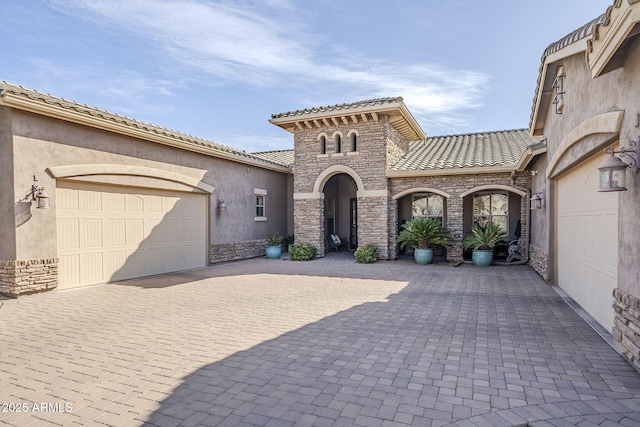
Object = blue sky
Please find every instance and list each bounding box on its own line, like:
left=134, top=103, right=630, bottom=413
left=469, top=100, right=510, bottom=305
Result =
left=1, top=0, right=611, bottom=152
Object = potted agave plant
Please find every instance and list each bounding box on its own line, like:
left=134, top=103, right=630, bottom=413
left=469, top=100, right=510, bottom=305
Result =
left=463, top=223, right=508, bottom=267
left=265, top=232, right=282, bottom=259
left=397, top=217, right=451, bottom=265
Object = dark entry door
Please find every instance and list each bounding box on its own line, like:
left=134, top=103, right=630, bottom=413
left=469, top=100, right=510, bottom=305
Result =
left=350, top=198, right=357, bottom=249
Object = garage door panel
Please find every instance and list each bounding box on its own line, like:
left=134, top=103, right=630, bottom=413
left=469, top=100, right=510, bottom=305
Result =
left=80, top=252, right=104, bottom=284
left=58, top=183, right=207, bottom=289
left=557, top=153, right=617, bottom=332
left=58, top=218, right=80, bottom=249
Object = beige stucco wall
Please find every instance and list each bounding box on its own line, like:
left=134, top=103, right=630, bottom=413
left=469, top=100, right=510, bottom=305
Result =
left=535, top=44, right=640, bottom=294
left=0, top=107, right=16, bottom=260
left=9, top=109, right=289, bottom=262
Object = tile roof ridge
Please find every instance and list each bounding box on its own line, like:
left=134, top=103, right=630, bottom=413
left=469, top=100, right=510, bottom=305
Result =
left=424, top=128, right=529, bottom=139
left=271, top=96, right=403, bottom=118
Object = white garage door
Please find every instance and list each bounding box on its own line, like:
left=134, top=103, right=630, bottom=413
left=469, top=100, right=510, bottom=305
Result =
left=57, top=182, right=207, bottom=289
left=557, top=153, right=618, bottom=332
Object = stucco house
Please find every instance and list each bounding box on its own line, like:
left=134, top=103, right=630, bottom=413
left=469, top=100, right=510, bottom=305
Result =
left=1, top=0, right=640, bottom=371
left=526, top=0, right=640, bottom=371
left=0, top=83, right=292, bottom=295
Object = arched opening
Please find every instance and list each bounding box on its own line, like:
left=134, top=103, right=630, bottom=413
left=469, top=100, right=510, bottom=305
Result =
left=319, top=135, right=326, bottom=154
left=335, top=134, right=342, bottom=153
left=349, top=133, right=357, bottom=152
left=396, top=190, right=448, bottom=261
left=322, top=173, right=358, bottom=251
left=461, top=187, right=524, bottom=261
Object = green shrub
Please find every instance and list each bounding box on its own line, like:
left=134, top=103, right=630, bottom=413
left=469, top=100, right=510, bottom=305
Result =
left=289, top=243, right=317, bottom=261
left=354, top=244, right=378, bottom=264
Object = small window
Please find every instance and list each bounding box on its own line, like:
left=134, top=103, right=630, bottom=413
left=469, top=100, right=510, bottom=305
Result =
left=335, top=135, right=341, bottom=153
left=255, top=188, right=267, bottom=221
left=320, top=136, right=326, bottom=154
left=256, top=195, right=265, bottom=217
left=350, top=133, right=357, bottom=152
left=411, top=193, right=444, bottom=225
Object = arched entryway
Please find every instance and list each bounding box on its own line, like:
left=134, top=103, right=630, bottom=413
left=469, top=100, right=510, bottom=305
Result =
left=322, top=174, right=358, bottom=251
left=460, top=185, right=527, bottom=262
left=393, top=187, right=451, bottom=261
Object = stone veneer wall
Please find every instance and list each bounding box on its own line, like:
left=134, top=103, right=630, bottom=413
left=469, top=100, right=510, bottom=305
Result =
left=357, top=196, right=391, bottom=259
left=293, top=198, right=325, bottom=256
left=529, top=244, right=550, bottom=280
left=0, top=258, right=58, bottom=297
left=390, top=172, right=532, bottom=262
left=613, top=288, right=640, bottom=374
left=210, top=240, right=268, bottom=263
left=292, top=115, right=405, bottom=258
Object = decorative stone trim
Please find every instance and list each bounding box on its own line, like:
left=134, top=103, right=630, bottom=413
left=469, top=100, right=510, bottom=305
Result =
left=613, top=288, right=640, bottom=374
left=0, top=258, right=59, bottom=297
left=529, top=245, right=549, bottom=280
left=210, top=240, right=269, bottom=263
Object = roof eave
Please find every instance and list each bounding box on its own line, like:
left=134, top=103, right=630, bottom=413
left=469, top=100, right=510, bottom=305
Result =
left=1, top=88, right=291, bottom=174
left=386, top=165, right=518, bottom=178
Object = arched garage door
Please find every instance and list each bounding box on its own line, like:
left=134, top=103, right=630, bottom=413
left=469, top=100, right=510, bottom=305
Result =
left=57, top=181, right=207, bottom=289
left=556, top=153, right=618, bottom=331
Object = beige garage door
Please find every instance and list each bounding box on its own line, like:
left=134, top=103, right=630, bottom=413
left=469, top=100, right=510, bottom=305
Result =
left=557, top=153, right=618, bottom=332
left=57, top=182, right=207, bottom=289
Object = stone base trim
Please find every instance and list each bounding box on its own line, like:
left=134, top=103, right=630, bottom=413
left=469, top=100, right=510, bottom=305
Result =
left=0, top=258, right=59, bottom=297
left=529, top=244, right=549, bottom=281
left=210, top=240, right=268, bottom=264
left=613, top=288, right=640, bottom=374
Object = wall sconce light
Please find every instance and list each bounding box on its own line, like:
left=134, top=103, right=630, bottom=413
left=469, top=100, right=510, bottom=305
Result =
left=530, top=189, right=545, bottom=210
left=597, top=138, right=639, bottom=192
left=217, top=198, right=227, bottom=213
left=31, top=176, right=51, bottom=209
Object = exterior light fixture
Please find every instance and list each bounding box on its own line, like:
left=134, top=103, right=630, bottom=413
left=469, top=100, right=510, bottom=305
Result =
left=31, top=176, right=51, bottom=209
left=597, top=138, right=639, bottom=192
left=217, top=198, right=227, bottom=213
left=530, top=190, right=545, bottom=210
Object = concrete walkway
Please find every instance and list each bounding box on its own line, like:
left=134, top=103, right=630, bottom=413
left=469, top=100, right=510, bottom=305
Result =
left=1, top=254, right=640, bottom=426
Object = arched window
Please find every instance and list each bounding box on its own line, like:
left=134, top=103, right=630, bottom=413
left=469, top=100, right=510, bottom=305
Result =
left=319, top=135, right=326, bottom=154
left=350, top=133, right=357, bottom=152
left=335, top=134, right=341, bottom=153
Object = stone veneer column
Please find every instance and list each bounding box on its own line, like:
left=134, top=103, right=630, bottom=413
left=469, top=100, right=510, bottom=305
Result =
left=613, top=288, right=640, bottom=374
left=447, top=194, right=464, bottom=262
left=0, top=258, right=58, bottom=297
left=294, top=197, right=325, bottom=256
left=357, top=196, right=390, bottom=259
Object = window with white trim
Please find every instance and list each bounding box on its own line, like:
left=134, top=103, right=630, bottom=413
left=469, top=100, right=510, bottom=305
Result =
left=411, top=193, right=444, bottom=225
left=255, top=188, right=267, bottom=221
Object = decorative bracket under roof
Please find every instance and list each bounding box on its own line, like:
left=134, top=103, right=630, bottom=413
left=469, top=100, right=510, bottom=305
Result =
left=270, top=97, right=425, bottom=142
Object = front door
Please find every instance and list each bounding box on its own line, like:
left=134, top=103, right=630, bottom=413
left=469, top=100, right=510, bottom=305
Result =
left=350, top=198, right=358, bottom=249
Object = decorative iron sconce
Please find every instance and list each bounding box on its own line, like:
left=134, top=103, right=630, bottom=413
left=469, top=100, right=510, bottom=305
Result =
left=530, top=189, right=545, bottom=210
left=597, top=137, right=639, bottom=192
left=217, top=198, right=227, bottom=213
left=552, top=65, right=566, bottom=115
left=31, top=176, right=51, bottom=209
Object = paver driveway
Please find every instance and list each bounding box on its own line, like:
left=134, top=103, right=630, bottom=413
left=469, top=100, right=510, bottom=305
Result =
left=2, top=255, right=640, bottom=426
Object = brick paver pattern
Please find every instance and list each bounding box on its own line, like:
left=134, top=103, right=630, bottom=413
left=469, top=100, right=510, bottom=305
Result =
left=2, top=255, right=640, bottom=426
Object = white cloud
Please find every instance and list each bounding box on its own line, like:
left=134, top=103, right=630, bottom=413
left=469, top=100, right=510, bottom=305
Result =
left=48, top=0, right=491, bottom=134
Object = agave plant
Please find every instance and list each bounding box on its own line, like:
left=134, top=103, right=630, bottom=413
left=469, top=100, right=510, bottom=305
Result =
left=397, top=217, right=451, bottom=249
left=463, top=223, right=508, bottom=251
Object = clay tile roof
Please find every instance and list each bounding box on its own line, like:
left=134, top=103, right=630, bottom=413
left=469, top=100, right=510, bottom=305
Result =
left=390, top=129, right=541, bottom=172
left=251, top=149, right=294, bottom=167
left=270, top=97, right=403, bottom=119
left=0, top=82, right=290, bottom=172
